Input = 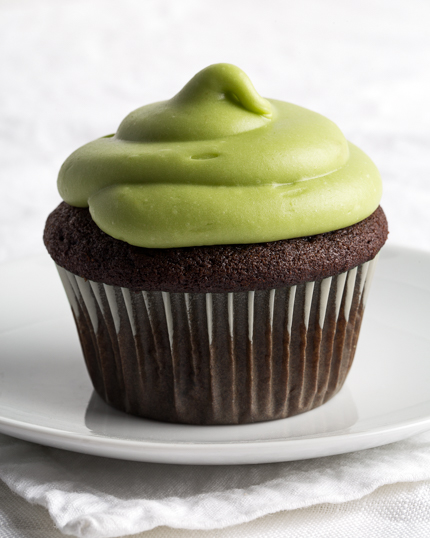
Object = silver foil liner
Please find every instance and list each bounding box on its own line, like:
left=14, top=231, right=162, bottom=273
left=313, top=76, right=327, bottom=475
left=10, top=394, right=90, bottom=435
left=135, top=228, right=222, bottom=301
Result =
left=57, top=256, right=378, bottom=425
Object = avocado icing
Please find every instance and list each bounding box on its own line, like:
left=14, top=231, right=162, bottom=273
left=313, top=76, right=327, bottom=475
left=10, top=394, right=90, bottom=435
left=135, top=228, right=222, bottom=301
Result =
left=58, top=63, right=382, bottom=248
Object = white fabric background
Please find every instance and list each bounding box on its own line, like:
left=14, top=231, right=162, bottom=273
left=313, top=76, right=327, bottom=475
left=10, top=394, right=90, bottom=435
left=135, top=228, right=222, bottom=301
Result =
left=2, top=430, right=430, bottom=538
left=1, top=0, right=430, bottom=263
left=2, top=477, right=430, bottom=538
left=0, top=0, right=429, bottom=536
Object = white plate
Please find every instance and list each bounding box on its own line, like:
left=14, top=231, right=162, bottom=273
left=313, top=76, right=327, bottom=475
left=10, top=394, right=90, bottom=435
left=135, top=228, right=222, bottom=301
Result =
left=0, top=245, right=430, bottom=465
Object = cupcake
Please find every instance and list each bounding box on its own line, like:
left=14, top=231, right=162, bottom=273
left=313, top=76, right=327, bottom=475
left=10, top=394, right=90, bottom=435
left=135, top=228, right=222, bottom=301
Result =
left=44, top=64, right=388, bottom=425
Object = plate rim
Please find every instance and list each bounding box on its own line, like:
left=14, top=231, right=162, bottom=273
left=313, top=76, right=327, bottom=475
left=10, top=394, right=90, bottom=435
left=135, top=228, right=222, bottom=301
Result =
left=1, top=244, right=430, bottom=464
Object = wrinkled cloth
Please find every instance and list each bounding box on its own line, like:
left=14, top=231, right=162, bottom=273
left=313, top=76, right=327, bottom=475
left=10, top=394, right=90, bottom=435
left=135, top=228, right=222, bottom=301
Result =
left=2, top=478, right=430, bottom=538
left=2, top=431, right=430, bottom=537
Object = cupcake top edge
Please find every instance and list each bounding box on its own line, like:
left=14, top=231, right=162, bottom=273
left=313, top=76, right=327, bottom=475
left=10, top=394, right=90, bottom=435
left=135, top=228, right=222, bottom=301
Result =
left=44, top=204, right=388, bottom=293
left=57, top=63, right=383, bottom=249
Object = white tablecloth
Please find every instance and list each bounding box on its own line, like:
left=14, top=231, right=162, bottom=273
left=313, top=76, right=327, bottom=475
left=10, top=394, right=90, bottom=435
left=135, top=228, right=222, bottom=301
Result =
left=3, top=430, right=430, bottom=538
left=1, top=0, right=429, bottom=536
left=2, top=472, right=430, bottom=538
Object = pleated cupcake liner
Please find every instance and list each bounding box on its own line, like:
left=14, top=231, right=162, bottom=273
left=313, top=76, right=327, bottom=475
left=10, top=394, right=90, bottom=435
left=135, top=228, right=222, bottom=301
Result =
left=56, top=255, right=378, bottom=425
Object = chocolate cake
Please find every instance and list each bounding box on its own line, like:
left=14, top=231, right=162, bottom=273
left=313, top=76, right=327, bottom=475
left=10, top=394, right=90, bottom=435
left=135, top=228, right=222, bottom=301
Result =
left=44, top=203, right=388, bottom=293
left=44, top=64, right=389, bottom=424
left=44, top=203, right=388, bottom=424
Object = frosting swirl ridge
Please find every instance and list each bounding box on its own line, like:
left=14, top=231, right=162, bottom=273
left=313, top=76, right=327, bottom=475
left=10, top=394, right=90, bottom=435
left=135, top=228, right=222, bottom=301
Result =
left=58, top=63, right=382, bottom=248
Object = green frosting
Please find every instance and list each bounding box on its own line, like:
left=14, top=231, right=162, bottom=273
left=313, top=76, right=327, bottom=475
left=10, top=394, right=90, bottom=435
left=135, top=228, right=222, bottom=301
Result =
left=58, top=63, right=382, bottom=248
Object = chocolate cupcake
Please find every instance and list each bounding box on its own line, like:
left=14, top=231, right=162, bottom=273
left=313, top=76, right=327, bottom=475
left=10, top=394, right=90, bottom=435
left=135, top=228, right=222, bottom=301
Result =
left=44, top=64, right=388, bottom=425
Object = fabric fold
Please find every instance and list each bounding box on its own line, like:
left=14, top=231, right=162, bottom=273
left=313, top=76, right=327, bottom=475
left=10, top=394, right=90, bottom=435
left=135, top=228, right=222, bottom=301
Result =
left=2, top=431, right=430, bottom=537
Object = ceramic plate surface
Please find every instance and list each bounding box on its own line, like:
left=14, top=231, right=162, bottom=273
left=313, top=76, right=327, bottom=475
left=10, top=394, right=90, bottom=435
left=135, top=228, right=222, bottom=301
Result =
left=0, top=246, right=430, bottom=465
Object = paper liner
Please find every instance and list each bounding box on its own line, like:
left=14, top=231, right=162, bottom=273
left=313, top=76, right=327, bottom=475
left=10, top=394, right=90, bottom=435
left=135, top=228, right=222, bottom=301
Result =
left=57, top=256, right=378, bottom=425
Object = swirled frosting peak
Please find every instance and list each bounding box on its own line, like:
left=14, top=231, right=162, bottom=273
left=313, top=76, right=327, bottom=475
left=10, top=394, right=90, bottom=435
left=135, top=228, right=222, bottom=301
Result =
left=116, top=63, right=272, bottom=142
left=58, top=63, right=382, bottom=248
